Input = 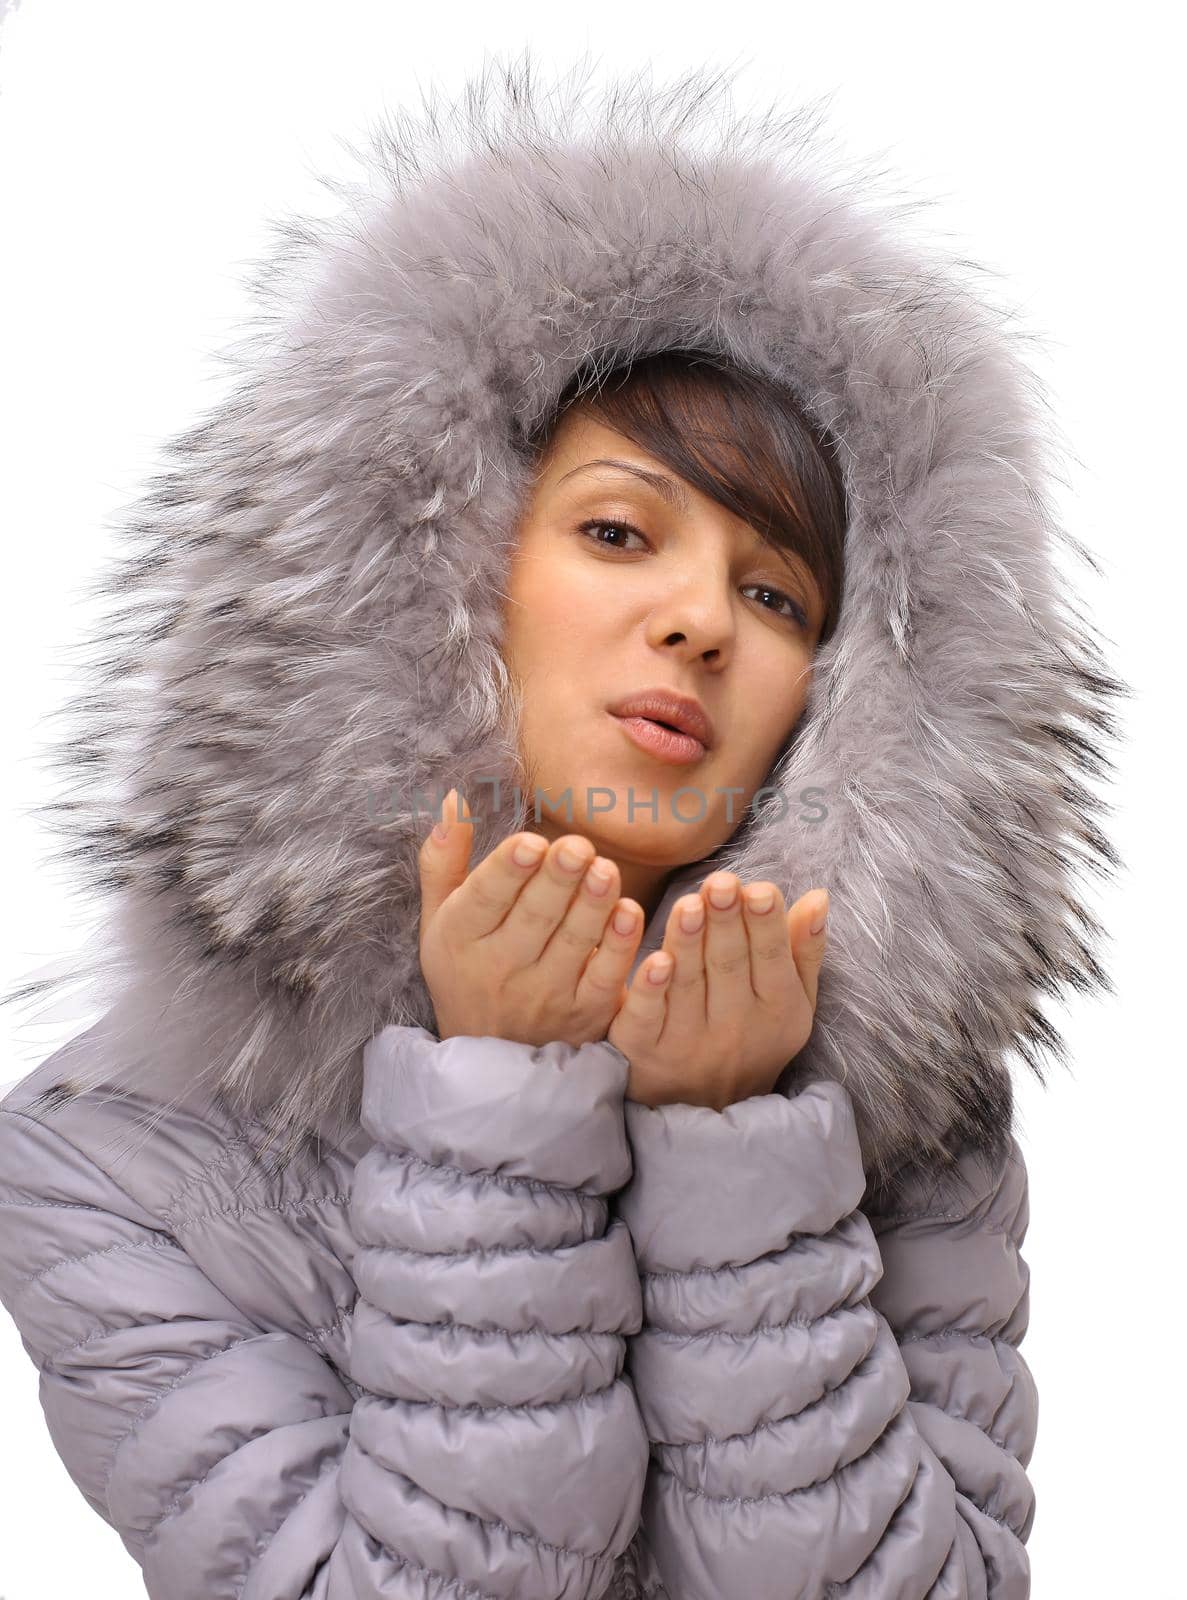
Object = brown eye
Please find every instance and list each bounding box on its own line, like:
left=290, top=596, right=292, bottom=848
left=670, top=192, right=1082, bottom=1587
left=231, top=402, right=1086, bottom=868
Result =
left=577, top=517, right=649, bottom=550
left=744, top=583, right=810, bottom=629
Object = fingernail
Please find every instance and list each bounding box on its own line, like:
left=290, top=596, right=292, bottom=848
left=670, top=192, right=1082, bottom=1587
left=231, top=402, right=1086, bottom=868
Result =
left=432, top=788, right=453, bottom=841
left=679, top=898, right=704, bottom=933
left=745, top=886, right=774, bottom=914
left=585, top=859, right=613, bottom=896
left=706, top=875, right=737, bottom=909
left=613, top=906, right=637, bottom=935
left=647, top=954, right=673, bottom=985
left=513, top=836, right=547, bottom=866
left=808, top=891, right=829, bottom=936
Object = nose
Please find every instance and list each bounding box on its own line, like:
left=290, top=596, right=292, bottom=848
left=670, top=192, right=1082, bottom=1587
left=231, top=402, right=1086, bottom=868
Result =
left=644, top=557, right=736, bottom=664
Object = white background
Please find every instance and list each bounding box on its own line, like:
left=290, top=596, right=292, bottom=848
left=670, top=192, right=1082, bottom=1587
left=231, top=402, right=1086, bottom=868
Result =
left=0, top=2, right=1179, bottom=1595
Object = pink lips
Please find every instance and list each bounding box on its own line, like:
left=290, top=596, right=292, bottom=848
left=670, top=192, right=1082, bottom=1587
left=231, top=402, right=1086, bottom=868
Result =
left=605, top=686, right=715, bottom=766
left=609, top=713, right=707, bottom=765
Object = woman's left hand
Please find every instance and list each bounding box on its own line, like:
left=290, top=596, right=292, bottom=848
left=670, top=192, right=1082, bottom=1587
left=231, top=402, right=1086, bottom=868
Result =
left=609, top=872, right=829, bottom=1111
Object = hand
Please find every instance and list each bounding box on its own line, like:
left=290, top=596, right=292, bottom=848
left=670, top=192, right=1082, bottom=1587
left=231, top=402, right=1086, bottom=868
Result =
left=608, top=871, right=829, bottom=1111
left=417, top=789, right=647, bottom=1048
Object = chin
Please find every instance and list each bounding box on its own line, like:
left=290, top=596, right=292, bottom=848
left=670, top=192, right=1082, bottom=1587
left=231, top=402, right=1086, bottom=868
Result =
left=592, top=812, right=712, bottom=864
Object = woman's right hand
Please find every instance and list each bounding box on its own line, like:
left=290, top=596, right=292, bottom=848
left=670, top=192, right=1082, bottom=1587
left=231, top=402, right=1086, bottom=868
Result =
left=417, top=788, right=646, bottom=1048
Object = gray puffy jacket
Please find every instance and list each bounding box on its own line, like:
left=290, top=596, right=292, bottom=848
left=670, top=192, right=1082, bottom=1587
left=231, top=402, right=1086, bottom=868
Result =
left=0, top=55, right=1126, bottom=1600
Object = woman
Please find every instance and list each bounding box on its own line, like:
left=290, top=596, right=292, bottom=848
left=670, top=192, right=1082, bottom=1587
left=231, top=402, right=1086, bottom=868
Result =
left=0, top=55, right=1125, bottom=1600
left=472, top=346, right=844, bottom=1109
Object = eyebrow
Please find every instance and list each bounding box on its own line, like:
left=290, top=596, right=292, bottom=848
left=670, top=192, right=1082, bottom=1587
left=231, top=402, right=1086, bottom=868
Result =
left=555, top=457, right=692, bottom=512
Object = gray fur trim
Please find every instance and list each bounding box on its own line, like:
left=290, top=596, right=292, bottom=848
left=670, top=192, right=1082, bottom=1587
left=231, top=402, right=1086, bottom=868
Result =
left=5, top=50, right=1129, bottom=1193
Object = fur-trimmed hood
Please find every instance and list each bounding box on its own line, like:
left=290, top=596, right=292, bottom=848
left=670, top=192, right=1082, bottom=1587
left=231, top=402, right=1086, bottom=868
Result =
left=8, top=53, right=1127, bottom=1194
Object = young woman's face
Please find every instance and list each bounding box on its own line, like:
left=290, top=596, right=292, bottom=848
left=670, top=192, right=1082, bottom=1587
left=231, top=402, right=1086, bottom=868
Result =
left=500, top=408, right=824, bottom=894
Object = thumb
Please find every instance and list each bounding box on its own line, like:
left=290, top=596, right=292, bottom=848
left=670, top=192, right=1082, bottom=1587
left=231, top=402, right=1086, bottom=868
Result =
left=417, top=787, right=474, bottom=930
left=789, top=889, right=829, bottom=1013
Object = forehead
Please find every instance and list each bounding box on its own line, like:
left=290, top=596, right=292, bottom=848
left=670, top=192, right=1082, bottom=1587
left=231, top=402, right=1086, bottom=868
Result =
left=540, top=413, right=729, bottom=527
left=540, top=410, right=663, bottom=478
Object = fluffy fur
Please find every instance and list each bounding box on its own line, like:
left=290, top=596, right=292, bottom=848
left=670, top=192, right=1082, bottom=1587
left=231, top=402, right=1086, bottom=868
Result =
left=6, top=50, right=1128, bottom=1195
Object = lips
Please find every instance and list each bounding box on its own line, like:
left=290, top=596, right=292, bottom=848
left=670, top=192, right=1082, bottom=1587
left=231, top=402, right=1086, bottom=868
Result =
left=605, top=688, right=715, bottom=751
left=609, top=713, right=708, bottom=765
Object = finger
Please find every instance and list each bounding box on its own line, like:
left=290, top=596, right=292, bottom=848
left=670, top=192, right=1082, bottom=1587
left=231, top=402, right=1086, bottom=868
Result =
left=741, top=881, right=796, bottom=1005
left=540, top=851, right=643, bottom=985
left=613, top=951, right=673, bottom=1048
left=536, top=852, right=622, bottom=980
left=575, top=897, right=645, bottom=1010
left=417, top=787, right=475, bottom=930
left=659, top=893, right=707, bottom=1031
left=443, top=820, right=550, bottom=942
left=702, top=872, right=752, bottom=1026
left=493, top=833, right=598, bottom=965
left=788, top=889, right=829, bottom=1012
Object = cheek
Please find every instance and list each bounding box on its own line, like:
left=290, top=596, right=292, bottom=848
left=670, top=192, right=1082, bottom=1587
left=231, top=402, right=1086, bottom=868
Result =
left=518, top=564, right=622, bottom=663
left=521, top=612, right=593, bottom=676
left=501, top=564, right=561, bottom=670
left=731, top=649, right=813, bottom=766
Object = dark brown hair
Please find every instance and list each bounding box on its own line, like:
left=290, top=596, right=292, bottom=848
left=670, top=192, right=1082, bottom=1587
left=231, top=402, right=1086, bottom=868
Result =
left=525, top=347, right=848, bottom=646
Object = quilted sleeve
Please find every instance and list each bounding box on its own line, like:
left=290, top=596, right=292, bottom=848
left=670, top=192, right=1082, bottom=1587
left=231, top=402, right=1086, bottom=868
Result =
left=0, top=1023, right=649, bottom=1600
left=613, top=1082, right=1037, bottom=1599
